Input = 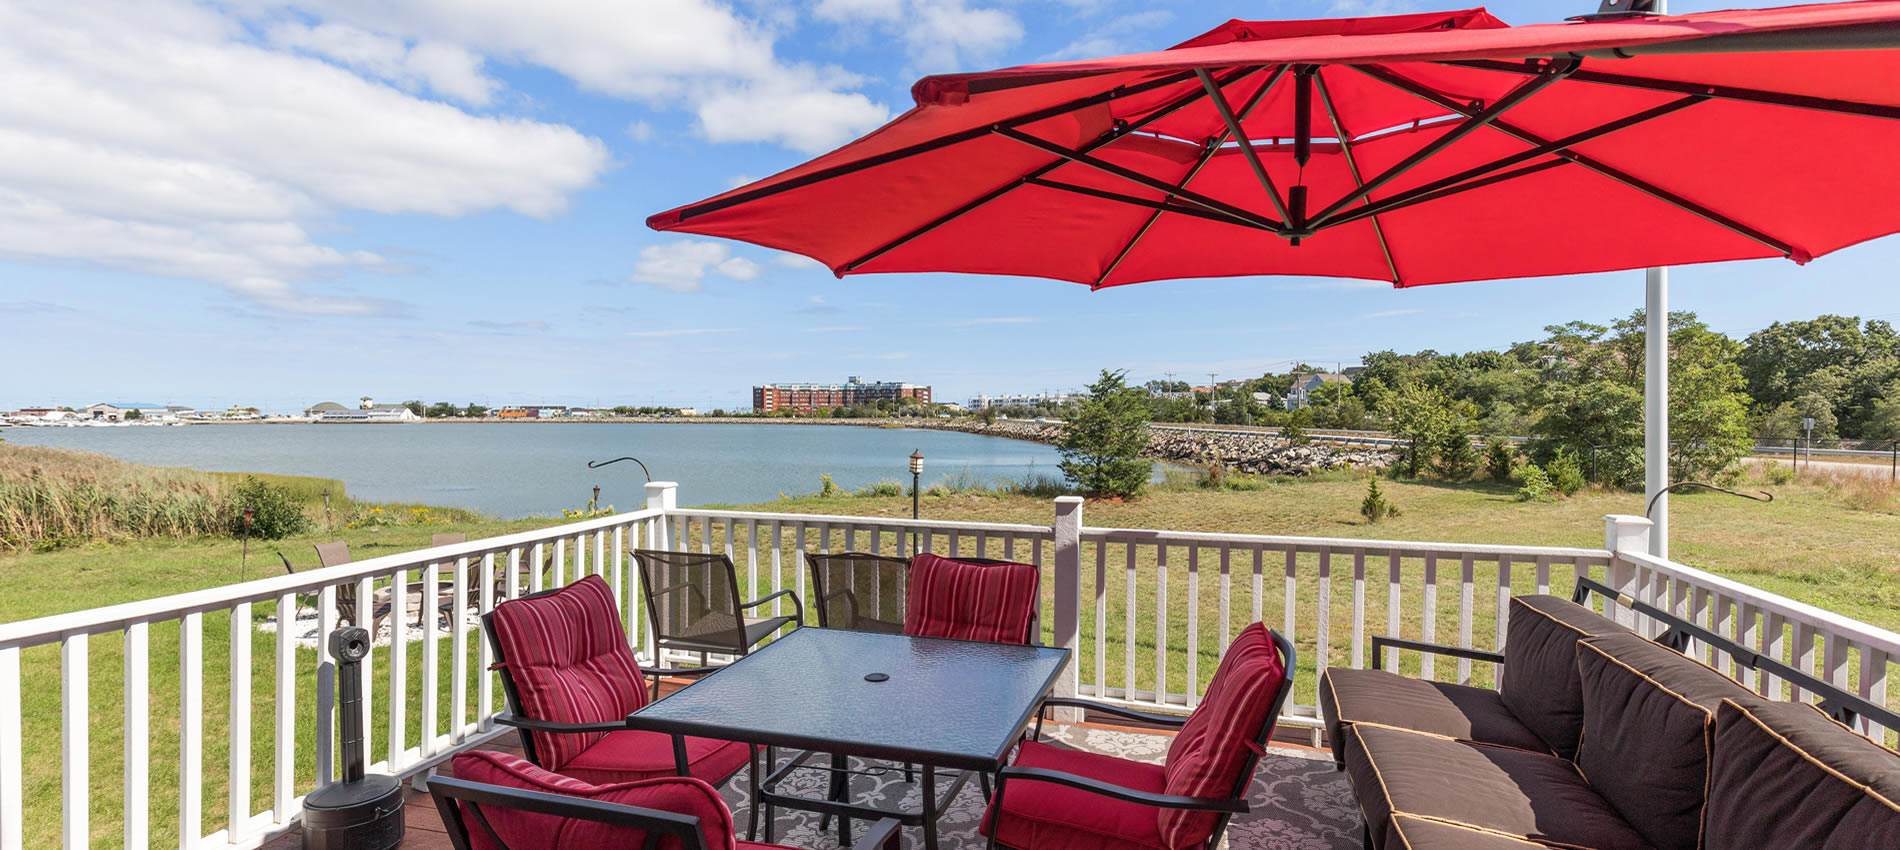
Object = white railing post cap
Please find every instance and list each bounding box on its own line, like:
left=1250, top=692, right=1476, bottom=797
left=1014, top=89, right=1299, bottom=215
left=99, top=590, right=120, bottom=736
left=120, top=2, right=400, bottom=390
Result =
left=646, top=482, right=679, bottom=511
left=1603, top=514, right=1653, bottom=553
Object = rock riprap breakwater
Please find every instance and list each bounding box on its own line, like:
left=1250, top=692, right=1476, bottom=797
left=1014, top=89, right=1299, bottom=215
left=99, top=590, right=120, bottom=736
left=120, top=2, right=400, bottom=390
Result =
left=673, top=418, right=1398, bottom=476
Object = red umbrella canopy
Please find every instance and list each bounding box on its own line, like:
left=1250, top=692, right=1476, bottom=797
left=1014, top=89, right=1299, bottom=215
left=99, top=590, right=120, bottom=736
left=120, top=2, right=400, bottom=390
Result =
left=648, top=3, right=1900, bottom=288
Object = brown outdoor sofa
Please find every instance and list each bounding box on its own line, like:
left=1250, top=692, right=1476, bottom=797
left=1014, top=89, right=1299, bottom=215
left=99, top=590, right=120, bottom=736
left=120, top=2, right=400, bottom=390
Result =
left=1321, top=592, right=1900, bottom=850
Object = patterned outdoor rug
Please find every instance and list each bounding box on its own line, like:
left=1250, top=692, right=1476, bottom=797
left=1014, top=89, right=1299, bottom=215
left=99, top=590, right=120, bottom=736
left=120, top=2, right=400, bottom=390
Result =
left=720, top=723, right=1361, bottom=850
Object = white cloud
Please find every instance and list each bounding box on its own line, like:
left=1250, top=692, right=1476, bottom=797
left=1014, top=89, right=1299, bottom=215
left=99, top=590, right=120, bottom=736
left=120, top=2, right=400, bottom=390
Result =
left=726, top=174, right=760, bottom=189
left=468, top=319, right=550, bottom=332
left=693, top=68, right=891, bottom=153
left=252, top=0, right=892, bottom=153
left=815, top=0, right=1023, bottom=71
left=627, top=121, right=656, bottom=142
left=801, top=325, right=864, bottom=332
left=626, top=326, right=740, bottom=338
left=814, top=0, right=904, bottom=23
left=1040, top=11, right=1173, bottom=62
left=630, top=239, right=762, bottom=292
left=1361, top=309, right=1422, bottom=319
left=774, top=253, right=826, bottom=270
left=0, top=0, right=609, bottom=315
left=266, top=22, right=499, bottom=106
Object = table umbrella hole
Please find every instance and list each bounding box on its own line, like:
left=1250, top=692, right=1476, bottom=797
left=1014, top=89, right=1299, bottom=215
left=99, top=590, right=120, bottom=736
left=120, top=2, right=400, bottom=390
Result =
left=864, top=672, right=889, bottom=682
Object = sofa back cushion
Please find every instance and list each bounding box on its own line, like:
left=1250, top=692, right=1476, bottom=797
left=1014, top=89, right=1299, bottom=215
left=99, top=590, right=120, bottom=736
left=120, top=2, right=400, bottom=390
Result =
left=1498, top=594, right=1633, bottom=759
left=1575, top=632, right=1754, bottom=850
left=1160, top=623, right=1288, bottom=849
left=449, top=750, right=733, bottom=850
left=489, top=575, right=647, bottom=769
left=904, top=553, right=1039, bottom=644
left=1704, top=698, right=1900, bottom=848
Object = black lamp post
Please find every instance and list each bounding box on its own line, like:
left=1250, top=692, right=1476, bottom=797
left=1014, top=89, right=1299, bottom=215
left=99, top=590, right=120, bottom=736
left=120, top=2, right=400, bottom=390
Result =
left=909, top=449, right=924, bottom=552
left=241, top=507, right=255, bottom=582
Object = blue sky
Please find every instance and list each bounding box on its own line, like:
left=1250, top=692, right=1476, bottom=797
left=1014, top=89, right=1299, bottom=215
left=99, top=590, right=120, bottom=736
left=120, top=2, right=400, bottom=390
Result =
left=2, top=0, right=1895, bottom=413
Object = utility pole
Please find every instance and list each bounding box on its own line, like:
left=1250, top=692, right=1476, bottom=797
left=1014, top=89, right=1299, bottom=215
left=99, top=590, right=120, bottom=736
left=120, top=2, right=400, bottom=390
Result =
left=1207, top=372, right=1218, bottom=415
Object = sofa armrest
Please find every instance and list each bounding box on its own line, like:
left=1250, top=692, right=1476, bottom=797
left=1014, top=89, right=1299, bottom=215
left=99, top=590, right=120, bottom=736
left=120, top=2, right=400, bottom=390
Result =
left=1370, top=635, right=1505, bottom=671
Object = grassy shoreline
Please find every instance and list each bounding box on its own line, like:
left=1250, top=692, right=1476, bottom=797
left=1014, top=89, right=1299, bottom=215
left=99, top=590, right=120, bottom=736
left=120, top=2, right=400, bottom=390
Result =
left=3, top=451, right=1897, bottom=848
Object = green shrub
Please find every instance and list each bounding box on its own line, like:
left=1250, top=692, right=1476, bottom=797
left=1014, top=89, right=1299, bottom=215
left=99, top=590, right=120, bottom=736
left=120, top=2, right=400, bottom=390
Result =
left=229, top=476, right=312, bottom=539
left=1281, top=408, right=1312, bottom=447
left=1436, top=433, right=1479, bottom=481
left=1360, top=477, right=1400, bottom=523
left=819, top=474, right=838, bottom=498
left=1485, top=439, right=1514, bottom=483
left=1763, top=462, right=1795, bottom=485
left=853, top=480, right=904, bottom=498
left=1057, top=369, right=1153, bottom=499
left=1515, top=464, right=1554, bottom=501
left=1549, top=449, right=1586, bottom=496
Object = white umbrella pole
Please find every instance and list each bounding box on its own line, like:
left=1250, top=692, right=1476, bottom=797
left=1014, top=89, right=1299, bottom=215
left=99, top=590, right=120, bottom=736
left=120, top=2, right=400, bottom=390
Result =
left=1644, top=0, right=1670, bottom=560
left=1646, top=265, right=1669, bottom=559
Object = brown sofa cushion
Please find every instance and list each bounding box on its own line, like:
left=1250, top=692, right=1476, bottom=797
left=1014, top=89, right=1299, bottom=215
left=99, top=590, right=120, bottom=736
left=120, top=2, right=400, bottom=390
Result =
left=1575, top=633, right=1754, bottom=850
left=1384, top=815, right=1558, bottom=850
left=1345, top=724, right=1650, bottom=850
left=1321, top=667, right=1553, bottom=766
left=1499, top=595, right=1634, bottom=760
left=1704, top=698, right=1900, bottom=848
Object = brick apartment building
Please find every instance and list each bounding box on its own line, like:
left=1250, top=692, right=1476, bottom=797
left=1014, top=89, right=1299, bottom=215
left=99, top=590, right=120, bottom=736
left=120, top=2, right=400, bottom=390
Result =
left=753, top=377, right=931, bottom=414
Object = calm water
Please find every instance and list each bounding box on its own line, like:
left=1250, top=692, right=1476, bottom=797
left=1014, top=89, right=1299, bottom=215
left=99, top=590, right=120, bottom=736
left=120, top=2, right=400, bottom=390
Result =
left=4, top=423, right=1072, bottom=517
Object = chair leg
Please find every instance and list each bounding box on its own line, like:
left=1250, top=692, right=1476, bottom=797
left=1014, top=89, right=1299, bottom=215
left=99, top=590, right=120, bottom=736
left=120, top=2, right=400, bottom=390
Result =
left=905, top=762, right=914, bottom=783
left=746, top=746, right=761, bottom=841
left=762, top=746, right=776, bottom=845
left=979, top=770, right=992, bottom=802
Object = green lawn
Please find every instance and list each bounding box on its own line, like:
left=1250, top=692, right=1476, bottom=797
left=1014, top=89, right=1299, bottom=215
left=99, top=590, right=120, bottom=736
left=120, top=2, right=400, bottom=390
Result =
left=3, top=469, right=1897, bottom=847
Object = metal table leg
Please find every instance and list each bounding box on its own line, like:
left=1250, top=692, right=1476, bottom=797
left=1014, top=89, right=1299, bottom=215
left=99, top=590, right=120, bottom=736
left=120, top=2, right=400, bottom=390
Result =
left=922, top=763, right=938, bottom=850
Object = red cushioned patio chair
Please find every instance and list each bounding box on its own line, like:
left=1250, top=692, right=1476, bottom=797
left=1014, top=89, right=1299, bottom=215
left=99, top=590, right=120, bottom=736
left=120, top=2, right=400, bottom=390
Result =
left=980, top=622, right=1296, bottom=850
left=431, top=750, right=902, bottom=850
left=484, top=575, right=759, bottom=825
left=903, top=552, right=1041, bottom=645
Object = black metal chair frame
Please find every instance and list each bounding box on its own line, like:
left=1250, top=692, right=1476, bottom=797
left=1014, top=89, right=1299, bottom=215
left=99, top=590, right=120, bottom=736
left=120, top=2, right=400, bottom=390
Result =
left=632, top=549, right=803, bottom=664
left=987, top=629, right=1298, bottom=850
left=429, top=774, right=904, bottom=850
left=806, top=551, right=911, bottom=633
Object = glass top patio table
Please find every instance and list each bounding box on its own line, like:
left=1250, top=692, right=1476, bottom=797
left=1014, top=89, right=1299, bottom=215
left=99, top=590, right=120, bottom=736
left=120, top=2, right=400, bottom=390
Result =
left=626, top=627, right=1071, bottom=772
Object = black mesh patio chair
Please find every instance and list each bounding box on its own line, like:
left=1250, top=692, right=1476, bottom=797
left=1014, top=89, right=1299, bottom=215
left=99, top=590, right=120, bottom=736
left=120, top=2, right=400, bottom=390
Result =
left=805, top=551, right=909, bottom=634
left=313, top=541, right=395, bottom=634
left=631, top=549, right=802, bottom=665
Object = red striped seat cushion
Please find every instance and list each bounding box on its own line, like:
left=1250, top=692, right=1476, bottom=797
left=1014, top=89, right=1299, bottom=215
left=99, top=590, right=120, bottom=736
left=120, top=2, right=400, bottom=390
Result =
left=449, top=750, right=737, bottom=850
left=903, top=553, right=1039, bottom=644
left=489, top=575, right=647, bottom=770
left=1158, top=622, right=1287, bottom=849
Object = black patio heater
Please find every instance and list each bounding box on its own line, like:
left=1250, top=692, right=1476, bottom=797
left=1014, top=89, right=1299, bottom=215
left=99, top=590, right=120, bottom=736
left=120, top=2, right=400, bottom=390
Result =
left=303, top=627, right=404, bottom=850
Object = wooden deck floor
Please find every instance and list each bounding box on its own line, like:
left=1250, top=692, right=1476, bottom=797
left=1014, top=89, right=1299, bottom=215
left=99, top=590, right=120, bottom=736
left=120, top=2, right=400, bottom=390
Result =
left=261, top=679, right=1326, bottom=850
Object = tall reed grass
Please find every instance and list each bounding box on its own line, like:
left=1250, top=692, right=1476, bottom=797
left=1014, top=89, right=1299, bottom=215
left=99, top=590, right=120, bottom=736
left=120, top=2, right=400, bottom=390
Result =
left=0, top=444, right=231, bottom=549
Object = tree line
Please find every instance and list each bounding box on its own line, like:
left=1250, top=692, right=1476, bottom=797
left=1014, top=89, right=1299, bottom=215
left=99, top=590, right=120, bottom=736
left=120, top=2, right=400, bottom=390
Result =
left=1054, top=313, right=1898, bottom=497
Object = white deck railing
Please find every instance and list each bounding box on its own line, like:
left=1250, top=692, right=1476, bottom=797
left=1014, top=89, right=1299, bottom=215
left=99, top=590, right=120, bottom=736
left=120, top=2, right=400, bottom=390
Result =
left=1, top=485, right=1893, bottom=849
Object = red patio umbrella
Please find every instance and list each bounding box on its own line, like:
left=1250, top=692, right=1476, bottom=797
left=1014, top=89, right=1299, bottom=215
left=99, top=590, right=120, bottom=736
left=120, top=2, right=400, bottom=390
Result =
left=648, top=1, right=1900, bottom=289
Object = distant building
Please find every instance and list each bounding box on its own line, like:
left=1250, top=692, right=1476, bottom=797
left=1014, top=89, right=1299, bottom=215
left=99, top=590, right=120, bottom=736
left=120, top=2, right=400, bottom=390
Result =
left=317, top=404, right=419, bottom=422
left=754, top=377, right=931, bottom=414
left=1286, top=373, right=1353, bottom=409
left=82, top=402, right=172, bottom=421
left=496, top=405, right=568, bottom=419
left=677, top=407, right=699, bottom=416
left=968, top=391, right=1073, bottom=410
left=305, top=401, right=348, bottom=417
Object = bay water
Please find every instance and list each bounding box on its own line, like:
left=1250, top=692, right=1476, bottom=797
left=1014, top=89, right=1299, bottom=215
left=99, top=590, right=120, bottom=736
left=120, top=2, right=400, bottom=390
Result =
left=3, top=422, right=1073, bottom=517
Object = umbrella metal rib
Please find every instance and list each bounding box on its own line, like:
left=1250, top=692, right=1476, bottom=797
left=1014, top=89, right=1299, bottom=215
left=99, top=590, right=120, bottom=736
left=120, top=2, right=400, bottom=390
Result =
left=1304, top=58, right=1579, bottom=228
left=1352, top=63, right=1803, bottom=259
left=1197, top=68, right=1295, bottom=225
left=839, top=65, right=1264, bottom=273
left=674, top=69, right=1207, bottom=223
left=1313, top=68, right=1400, bottom=284
left=1319, top=95, right=1708, bottom=230
left=994, top=126, right=1287, bottom=231
left=1445, top=59, right=1900, bottom=121
left=1095, top=65, right=1288, bottom=287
